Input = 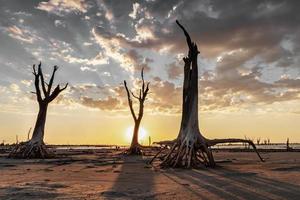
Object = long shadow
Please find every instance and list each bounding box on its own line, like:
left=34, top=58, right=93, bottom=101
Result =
left=0, top=181, right=65, bottom=199
left=168, top=166, right=300, bottom=200
left=101, top=155, right=157, bottom=199
left=210, top=167, right=300, bottom=199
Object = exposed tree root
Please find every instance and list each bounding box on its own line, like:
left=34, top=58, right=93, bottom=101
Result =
left=125, top=144, right=143, bottom=155
left=153, top=138, right=215, bottom=168
left=206, top=138, right=265, bottom=162
left=149, top=146, right=168, bottom=164
left=151, top=137, right=264, bottom=168
left=8, top=141, right=54, bottom=159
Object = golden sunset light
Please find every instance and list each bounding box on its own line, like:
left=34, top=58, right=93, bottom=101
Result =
left=1, top=1, right=300, bottom=199
left=125, top=126, right=148, bottom=144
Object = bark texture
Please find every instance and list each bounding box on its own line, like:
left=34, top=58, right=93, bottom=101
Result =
left=9, top=62, right=68, bottom=159
left=124, top=68, right=150, bottom=155
left=150, top=20, right=264, bottom=168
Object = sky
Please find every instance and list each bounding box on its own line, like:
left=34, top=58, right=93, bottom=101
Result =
left=0, top=0, right=300, bottom=145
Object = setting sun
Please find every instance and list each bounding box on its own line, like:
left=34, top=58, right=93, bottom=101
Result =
left=125, top=126, right=148, bottom=144
left=1, top=1, right=300, bottom=199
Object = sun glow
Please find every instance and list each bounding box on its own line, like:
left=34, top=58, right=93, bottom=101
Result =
left=125, top=126, right=148, bottom=144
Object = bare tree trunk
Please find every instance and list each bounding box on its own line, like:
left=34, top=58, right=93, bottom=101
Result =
left=31, top=103, right=48, bottom=143
left=151, top=20, right=264, bottom=168
left=132, top=120, right=141, bottom=146
left=128, top=119, right=141, bottom=154
left=9, top=103, right=52, bottom=159
left=9, top=62, right=68, bottom=159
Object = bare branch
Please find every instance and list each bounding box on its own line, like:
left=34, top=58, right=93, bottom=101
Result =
left=124, top=80, right=137, bottom=121
left=32, top=64, right=42, bottom=102
left=38, top=62, right=48, bottom=98
left=176, top=20, right=192, bottom=50
left=139, top=89, right=142, bottom=100
left=47, top=65, right=58, bottom=96
left=48, top=85, right=60, bottom=102
left=142, top=82, right=150, bottom=101
left=47, top=83, right=68, bottom=102
left=130, top=90, right=139, bottom=100
left=32, top=64, right=37, bottom=75
left=60, top=83, right=68, bottom=91
left=141, top=67, right=145, bottom=93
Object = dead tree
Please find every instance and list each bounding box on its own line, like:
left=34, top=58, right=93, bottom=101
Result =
left=257, top=137, right=261, bottom=145
left=124, top=68, right=150, bottom=155
left=9, top=62, right=68, bottom=159
left=150, top=20, right=264, bottom=168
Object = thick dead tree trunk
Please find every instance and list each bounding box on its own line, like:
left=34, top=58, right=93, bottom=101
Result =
left=151, top=20, right=264, bottom=168
left=9, top=62, right=68, bottom=159
left=124, top=68, right=150, bottom=155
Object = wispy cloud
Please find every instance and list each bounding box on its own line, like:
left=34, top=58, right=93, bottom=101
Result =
left=37, top=0, right=89, bottom=15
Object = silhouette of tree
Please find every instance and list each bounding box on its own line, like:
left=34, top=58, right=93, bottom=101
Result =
left=9, top=62, right=68, bottom=158
left=151, top=20, right=264, bottom=168
left=124, top=68, right=150, bottom=155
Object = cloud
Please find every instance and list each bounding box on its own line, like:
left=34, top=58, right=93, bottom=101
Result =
left=129, top=3, right=141, bottom=19
left=81, top=96, right=120, bottom=110
left=275, top=77, right=300, bottom=89
left=21, top=80, right=32, bottom=87
left=98, top=0, right=300, bottom=67
left=67, top=79, right=181, bottom=114
left=37, top=0, right=89, bottom=15
left=198, top=49, right=300, bottom=110
left=44, top=37, right=108, bottom=68
left=9, top=83, right=21, bottom=93
left=17, top=65, right=300, bottom=115
left=91, top=14, right=168, bottom=53
left=104, top=9, right=114, bottom=21
left=1, top=0, right=300, bottom=116
left=166, top=61, right=182, bottom=79
left=124, top=49, right=153, bottom=72
left=63, top=52, right=108, bottom=66
left=92, top=27, right=130, bottom=70
left=92, top=27, right=153, bottom=72
left=54, top=20, right=66, bottom=27
left=148, top=77, right=182, bottom=114
left=5, top=25, right=39, bottom=43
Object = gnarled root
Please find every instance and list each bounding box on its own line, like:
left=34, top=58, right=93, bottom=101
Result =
left=126, top=144, right=142, bottom=155
left=151, top=138, right=264, bottom=168
left=152, top=138, right=216, bottom=168
left=8, top=141, right=54, bottom=159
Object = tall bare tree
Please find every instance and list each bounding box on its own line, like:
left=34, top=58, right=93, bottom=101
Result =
left=9, top=62, right=68, bottom=158
left=151, top=20, right=264, bottom=168
left=124, top=68, right=150, bottom=155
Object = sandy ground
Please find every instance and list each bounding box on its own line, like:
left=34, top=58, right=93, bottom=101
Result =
left=0, top=149, right=300, bottom=200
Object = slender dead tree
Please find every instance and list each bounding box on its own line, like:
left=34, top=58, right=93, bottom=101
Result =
left=124, top=68, right=150, bottom=155
left=151, top=20, right=264, bottom=168
left=9, top=62, right=68, bottom=159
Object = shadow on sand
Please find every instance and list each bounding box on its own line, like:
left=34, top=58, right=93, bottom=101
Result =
left=0, top=181, right=66, bottom=200
left=101, top=155, right=157, bottom=199
left=167, top=166, right=300, bottom=200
